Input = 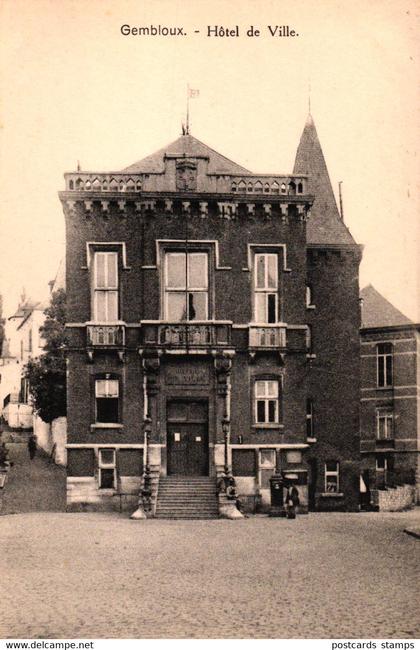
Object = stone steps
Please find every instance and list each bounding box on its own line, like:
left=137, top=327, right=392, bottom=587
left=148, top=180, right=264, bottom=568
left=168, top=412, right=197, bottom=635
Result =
left=155, top=476, right=219, bottom=519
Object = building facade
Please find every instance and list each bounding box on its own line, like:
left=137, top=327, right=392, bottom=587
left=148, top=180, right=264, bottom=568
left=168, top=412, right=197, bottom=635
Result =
left=360, top=285, right=420, bottom=509
left=60, top=115, right=362, bottom=515
left=0, top=292, right=47, bottom=429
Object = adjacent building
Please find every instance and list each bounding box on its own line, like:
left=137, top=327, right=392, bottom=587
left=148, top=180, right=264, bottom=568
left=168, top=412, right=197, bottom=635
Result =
left=0, top=292, right=47, bottom=428
left=360, top=285, right=420, bottom=509
left=60, top=115, right=362, bottom=515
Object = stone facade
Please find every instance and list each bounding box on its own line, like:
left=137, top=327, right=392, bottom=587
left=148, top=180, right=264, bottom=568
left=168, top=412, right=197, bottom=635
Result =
left=60, top=118, right=362, bottom=514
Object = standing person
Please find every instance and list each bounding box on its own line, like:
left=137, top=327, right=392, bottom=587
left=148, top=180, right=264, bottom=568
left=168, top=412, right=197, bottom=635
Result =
left=290, top=485, right=300, bottom=510
left=0, top=441, right=8, bottom=467
left=27, top=434, right=37, bottom=460
left=285, top=483, right=297, bottom=519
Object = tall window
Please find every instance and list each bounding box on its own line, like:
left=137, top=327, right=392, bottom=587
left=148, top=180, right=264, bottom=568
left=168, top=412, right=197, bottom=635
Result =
left=98, top=449, right=116, bottom=489
left=164, top=252, right=208, bottom=321
left=95, top=378, right=119, bottom=423
left=254, top=253, right=278, bottom=323
left=255, top=379, right=279, bottom=424
left=93, top=252, right=118, bottom=322
left=377, top=343, right=393, bottom=387
left=306, top=399, right=314, bottom=437
left=306, top=325, right=313, bottom=352
left=376, top=409, right=393, bottom=440
left=325, top=461, right=339, bottom=493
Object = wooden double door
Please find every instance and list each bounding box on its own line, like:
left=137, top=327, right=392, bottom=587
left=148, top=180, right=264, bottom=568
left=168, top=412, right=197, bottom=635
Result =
left=167, top=400, right=209, bottom=476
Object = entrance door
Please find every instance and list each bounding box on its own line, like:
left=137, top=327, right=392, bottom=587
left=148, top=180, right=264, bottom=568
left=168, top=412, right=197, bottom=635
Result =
left=167, top=400, right=208, bottom=476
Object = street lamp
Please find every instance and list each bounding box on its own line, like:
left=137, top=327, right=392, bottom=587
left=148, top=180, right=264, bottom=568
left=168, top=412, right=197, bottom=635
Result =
left=222, top=416, right=230, bottom=476
left=142, top=416, right=152, bottom=513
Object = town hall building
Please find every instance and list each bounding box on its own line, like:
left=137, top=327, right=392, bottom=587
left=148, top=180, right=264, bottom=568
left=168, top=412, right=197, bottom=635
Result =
left=60, top=115, right=362, bottom=516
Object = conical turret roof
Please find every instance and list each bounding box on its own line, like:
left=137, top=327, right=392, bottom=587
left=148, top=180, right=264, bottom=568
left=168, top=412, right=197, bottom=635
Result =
left=294, top=114, right=356, bottom=246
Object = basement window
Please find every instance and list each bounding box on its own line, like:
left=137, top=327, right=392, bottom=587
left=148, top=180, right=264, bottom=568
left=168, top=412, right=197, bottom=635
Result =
left=98, top=448, right=116, bottom=489
left=325, top=461, right=339, bottom=493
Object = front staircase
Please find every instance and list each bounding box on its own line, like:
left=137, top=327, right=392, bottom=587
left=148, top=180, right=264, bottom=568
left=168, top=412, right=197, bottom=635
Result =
left=155, top=476, right=219, bottom=519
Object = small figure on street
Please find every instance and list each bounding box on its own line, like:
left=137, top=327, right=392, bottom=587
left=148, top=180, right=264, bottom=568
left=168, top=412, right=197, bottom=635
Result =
left=28, top=434, right=37, bottom=460
left=0, top=441, right=9, bottom=467
left=285, top=483, right=299, bottom=519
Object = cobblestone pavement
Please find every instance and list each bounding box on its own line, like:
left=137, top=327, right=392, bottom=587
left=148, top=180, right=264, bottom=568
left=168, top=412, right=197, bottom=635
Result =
left=1, top=509, right=419, bottom=639
left=0, top=443, right=66, bottom=515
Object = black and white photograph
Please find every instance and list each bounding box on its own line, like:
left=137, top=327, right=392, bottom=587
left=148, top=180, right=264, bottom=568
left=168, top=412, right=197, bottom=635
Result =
left=0, top=0, right=419, bottom=643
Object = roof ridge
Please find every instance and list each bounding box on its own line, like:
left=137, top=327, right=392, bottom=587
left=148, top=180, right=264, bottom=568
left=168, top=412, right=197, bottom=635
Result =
left=360, top=284, right=413, bottom=327
left=122, top=133, right=250, bottom=175
left=182, top=134, right=252, bottom=173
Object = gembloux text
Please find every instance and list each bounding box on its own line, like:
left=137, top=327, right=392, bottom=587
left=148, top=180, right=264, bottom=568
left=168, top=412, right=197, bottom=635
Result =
left=120, top=24, right=300, bottom=37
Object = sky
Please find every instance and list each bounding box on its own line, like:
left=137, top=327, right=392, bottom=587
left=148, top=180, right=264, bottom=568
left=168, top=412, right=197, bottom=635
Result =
left=0, top=0, right=419, bottom=320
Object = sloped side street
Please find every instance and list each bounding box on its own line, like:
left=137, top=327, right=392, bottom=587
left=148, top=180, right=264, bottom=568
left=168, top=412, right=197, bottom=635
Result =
left=0, top=441, right=66, bottom=515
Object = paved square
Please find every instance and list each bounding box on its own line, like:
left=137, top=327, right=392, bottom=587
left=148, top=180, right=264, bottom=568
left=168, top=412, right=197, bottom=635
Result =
left=1, top=510, right=419, bottom=638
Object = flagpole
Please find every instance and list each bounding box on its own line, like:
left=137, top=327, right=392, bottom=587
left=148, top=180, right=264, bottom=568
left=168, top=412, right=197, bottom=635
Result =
left=186, top=83, right=190, bottom=135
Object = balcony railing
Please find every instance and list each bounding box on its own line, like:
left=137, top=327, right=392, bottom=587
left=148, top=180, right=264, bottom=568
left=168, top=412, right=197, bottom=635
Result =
left=249, top=325, right=287, bottom=349
left=87, top=324, right=125, bottom=347
left=141, top=321, right=232, bottom=349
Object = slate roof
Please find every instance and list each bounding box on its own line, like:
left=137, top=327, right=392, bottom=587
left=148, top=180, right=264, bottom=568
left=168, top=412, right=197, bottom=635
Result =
left=293, top=114, right=357, bottom=246
left=123, top=134, right=251, bottom=175
left=360, top=284, right=413, bottom=328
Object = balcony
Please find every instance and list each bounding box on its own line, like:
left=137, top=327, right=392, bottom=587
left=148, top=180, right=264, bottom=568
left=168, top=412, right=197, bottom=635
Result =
left=87, top=324, right=125, bottom=347
left=141, top=321, right=232, bottom=350
left=249, top=325, right=287, bottom=349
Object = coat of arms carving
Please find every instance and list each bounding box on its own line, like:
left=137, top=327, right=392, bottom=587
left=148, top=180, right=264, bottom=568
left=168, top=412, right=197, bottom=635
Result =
left=176, top=160, right=197, bottom=191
